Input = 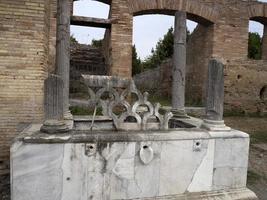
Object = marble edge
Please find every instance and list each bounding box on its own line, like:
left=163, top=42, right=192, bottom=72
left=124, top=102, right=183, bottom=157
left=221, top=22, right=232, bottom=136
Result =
left=12, top=124, right=250, bottom=144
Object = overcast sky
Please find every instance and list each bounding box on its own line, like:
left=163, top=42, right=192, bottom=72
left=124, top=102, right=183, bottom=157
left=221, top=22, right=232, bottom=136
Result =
left=71, top=0, right=267, bottom=60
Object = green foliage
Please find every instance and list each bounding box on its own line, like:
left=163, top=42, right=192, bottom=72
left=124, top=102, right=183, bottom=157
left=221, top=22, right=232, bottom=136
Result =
left=137, top=27, right=191, bottom=71
left=132, top=45, right=142, bottom=75
left=148, top=95, right=171, bottom=107
left=142, top=27, right=174, bottom=70
left=247, top=170, right=262, bottom=185
left=70, top=106, right=102, bottom=116
left=70, top=34, right=78, bottom=44
left=250, top=131, right=267, bottom=144
left=92, top=39, right=103, bottom=48
left=248, top=32, right=262, bottom=60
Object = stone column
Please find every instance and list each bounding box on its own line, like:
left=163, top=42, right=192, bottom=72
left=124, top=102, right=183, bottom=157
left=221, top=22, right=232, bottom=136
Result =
left=262, top=25, right=267, bottom=60
left=202, top=59, right=230, bottom=131
left=171, top=11, right=187, bottom=117
left=41, top=75, right=69, bottom=134
left=56, top=0, right=73, bottom=127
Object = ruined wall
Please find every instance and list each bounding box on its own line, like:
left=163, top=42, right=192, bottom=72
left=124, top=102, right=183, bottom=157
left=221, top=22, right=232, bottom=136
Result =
left=109, top=0, right=133, bottom=78
left=185, top=0, right=267, bottom=111
left=48, top=0, right=57, bottom=73
left=186, top=24, right=213, bottom=105
left=0, top=0, right=51, bottom=172
left=70, top=43, right=107, bottom=98
left=134, top=59, right=172, bottom=96
left=224, top=60, right=267, bottom=115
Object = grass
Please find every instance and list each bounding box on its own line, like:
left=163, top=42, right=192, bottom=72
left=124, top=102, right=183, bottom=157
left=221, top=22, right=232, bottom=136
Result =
left=148, top=95, right=171, bottom=107
left=224, top=108, right=267, bottom=118
left=247, top=170, right=262, bottom=185
left=250, top=131, right=267, bottom=144
left=70, top=106, right=102, bottom=116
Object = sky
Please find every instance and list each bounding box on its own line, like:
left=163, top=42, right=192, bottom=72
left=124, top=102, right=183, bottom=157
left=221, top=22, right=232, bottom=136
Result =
left=71, top=0, right=267, bottom=60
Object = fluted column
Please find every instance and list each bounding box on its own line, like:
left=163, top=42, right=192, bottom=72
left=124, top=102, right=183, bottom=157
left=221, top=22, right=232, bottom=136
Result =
left=202, top=59, right=230, bottom=131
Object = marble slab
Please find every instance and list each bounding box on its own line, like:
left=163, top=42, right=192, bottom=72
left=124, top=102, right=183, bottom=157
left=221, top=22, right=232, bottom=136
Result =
left=11, top=128, right=257, bottom=200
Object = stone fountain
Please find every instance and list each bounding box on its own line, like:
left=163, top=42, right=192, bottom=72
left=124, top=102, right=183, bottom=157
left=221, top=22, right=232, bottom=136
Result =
left=10, top=60, right=258, bottom=200
left=10, top=0, right=258, bottom=198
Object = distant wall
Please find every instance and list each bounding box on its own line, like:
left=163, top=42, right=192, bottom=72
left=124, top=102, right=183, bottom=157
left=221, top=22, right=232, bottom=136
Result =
left=134, top=59, right=172, bottom=96
left=224, top=59, right=267, bottom=115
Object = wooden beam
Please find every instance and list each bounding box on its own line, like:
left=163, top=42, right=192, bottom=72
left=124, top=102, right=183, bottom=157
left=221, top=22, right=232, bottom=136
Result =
left=71, top=16, right=112, bottom=28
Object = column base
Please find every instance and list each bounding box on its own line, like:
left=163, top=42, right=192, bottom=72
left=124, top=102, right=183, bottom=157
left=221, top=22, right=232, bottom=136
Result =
left=64, top=110, right=74, bottom=130
left=171, top=109, right=190, bottom=119
left=201, top=119, right=231, bottom=131
left=40, top=120, right=70, bottom=134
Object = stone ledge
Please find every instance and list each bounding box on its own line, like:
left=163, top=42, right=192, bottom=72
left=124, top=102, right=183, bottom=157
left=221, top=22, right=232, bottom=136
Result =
left=129, top=188, right=258, bottom=200
left=15, top=123, right=249, bottom=144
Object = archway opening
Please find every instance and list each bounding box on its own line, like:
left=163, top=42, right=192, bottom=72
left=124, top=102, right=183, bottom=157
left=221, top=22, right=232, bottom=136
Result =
left=69, top=0, right=110, bottom=112
left=248, top=20, right=264, bottom=60
left=132, top=14, right=204, bottom=108
left=71, top=0, right=110, bottom=45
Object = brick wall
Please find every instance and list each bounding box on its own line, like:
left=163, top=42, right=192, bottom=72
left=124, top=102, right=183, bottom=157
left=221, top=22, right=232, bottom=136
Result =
left=186, top=24, right=213, bottom=104
left=109, top=0, right=133, bottom=78
left=224, top=59, right=267, bottom=114
left=0, top=0, right=50, bottom=172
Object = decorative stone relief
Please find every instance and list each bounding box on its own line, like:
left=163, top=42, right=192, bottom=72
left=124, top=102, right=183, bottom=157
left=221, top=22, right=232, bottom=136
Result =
left=83, top=76, right=173, bottom=131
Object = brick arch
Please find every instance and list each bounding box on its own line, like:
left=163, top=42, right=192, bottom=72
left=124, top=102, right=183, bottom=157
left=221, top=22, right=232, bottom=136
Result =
left=248, top=3, right=267, bottom=24
left=127, top=0, right=218, bottom=25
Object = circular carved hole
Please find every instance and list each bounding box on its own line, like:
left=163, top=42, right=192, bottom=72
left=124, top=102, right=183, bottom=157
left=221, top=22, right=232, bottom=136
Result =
left=237, top=74, right=242, bottom=80
left=196, top=142, right=200, bottom=146
left=89, top=145, right=94, bottom=150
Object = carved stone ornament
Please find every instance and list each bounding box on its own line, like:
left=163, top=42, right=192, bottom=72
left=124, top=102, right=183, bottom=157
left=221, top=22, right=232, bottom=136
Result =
left=83, top=77, right=173, bottom=131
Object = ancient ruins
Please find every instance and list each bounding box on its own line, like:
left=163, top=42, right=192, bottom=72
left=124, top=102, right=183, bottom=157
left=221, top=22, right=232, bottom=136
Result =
left=1, top=0, right=267, bottom=199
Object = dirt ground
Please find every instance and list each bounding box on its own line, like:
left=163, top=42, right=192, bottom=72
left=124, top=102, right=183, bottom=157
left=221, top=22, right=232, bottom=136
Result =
left=0, top=117, right=266, bottom=200
left=225, top=117, right=267, bottom=200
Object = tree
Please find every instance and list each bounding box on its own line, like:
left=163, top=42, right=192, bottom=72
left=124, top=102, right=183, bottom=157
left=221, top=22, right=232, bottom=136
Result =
left=132, top=45, right=142, bottom=75
left=92, top=39, right=103, bottom=48
left=141, top=27, right=191, bottom=71
left=142, top=27, right=174, bottom=70
left=70, top=34, right=78, bottom=44
left=248, top=32, right=262, bottom=60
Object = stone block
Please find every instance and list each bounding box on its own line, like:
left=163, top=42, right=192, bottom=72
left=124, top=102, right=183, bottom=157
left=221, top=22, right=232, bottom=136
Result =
left=10, top=127, right=257, bottom=200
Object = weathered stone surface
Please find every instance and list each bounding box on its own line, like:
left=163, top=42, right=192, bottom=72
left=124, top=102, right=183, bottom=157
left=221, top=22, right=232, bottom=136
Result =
left=43, top=75, right=64, bottom=121
left=40, top=74, right=69, bottom=134
left=11, top=127, right=257, bottom=200
left=82, top=77, right=173, bottom=130
left=172, top=11, right=187, bottom=114
left=205, top=59, right=224, bottom=121
left=56, top=0, right=71, bottom=115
